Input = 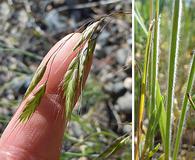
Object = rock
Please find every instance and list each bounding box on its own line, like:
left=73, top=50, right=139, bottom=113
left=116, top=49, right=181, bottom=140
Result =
left=91, top=102, right=110, bottom=128
left=0, top=107, right=9, bottom=116
left=104, top=82, right=126, bottom=96
left=100, top=72, right=115, bottom=83
left=45, top=10, right=67, bottom=32
left=95, top=44, right=106, bottom=59
left=115, top=48, right=129, bottom=65
left=19, top=77, right=31, bottom=95
left=92, top=60, right=112, bottom=75
left=126, top=56, right=132, bottom=66
left=115, top=92, right=132, bottom=113
left=124, top=77, right=132, bottom=91
left=103, top=82, right=113, bottom=94
left=113, top=82, right=126, bottom=96
left=69, top=121, right=85, bottom=138
left=98, top=30, right=110, bottom=46
left=0, top=2, right=10, bottom=19
left=18, top=10, right=28, bottom=25
left=123, top=124, right=131, bottom=133
left=53, top=0, right=64, bottom=4
left=78, top=157, right=88, bottom=160
left=104, top=45, right=116, bottom=56
left=113, top=71, right=126, bottom=82
left=127, top=37, right=132, bottom=46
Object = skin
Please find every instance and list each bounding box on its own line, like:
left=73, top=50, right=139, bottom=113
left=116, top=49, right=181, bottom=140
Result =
left=0, top=33, right=93, bottom=160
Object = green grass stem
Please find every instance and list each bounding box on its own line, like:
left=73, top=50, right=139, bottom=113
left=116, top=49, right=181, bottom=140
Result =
left=151, top=0, right=159, bottom=112
left=165, top=0, right=182, bottom=159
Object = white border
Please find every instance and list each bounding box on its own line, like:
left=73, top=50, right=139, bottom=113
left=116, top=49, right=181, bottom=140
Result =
left=131, top=0, right=135, bottom=159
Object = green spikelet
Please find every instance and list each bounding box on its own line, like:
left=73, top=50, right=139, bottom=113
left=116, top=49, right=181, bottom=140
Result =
left=62, top=57, right=79, bottom=119
left=62, top=21, right=100, bottom=119
left=78, top=38, right=97, bottom=82
left=19, top=83, right=46, bottom=122
left=62, top=39, right=97, bottom=120
left=73, top=21, right=101, bottom=51
left=19, top=21, right=101, bottom=122
left=24, top=62, right=48, bottom=99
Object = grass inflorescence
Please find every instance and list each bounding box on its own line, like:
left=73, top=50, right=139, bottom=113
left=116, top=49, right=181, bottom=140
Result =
left=14, top=11, right=132, bottom=160
left=19, top=20, right=102, bottom=122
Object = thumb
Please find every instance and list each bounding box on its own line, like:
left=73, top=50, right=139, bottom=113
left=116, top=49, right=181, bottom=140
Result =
left=0, top=33, right=93, bottom=160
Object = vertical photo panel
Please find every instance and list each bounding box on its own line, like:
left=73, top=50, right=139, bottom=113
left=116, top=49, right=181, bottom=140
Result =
left=0, top=0, right=132, bottom=160
left=134, top=0, right=195, bottom=160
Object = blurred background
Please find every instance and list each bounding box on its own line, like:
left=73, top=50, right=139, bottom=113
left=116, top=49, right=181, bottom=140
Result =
left=0, top=0, right=131, bottom=159
left=135, top=0, right=195, bottom=158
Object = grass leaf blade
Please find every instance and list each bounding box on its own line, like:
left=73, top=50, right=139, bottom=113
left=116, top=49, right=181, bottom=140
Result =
left=94, top=135, right=130, bottom=160
left=165, top=0, right=182, bottom=159
left=156, top=82, right=166, bottom=149
left=135, top=21, right=154, bottom=160
left=173, top=53, right=195, bottom=159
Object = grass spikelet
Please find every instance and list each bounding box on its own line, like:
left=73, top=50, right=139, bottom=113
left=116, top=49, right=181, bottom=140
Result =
left=24, top=33, right=75, bottom=100
left=79, top=38, right=97, bottom=82
left=23, top=61, right=48, bottom=99
left=62, top=21, right=101, bottom=119
left=73, top=20, right=101, bottom=51
left=17, top=13, right=129, bottom=125
left=19, top=83, right=46, bottom=122
left=62, top=56, right=79, bottom=119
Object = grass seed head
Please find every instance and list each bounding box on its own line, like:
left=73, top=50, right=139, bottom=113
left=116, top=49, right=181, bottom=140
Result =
left=24, top=60, right=49, bottom=99
left=19, top=83, right=46, bottom=122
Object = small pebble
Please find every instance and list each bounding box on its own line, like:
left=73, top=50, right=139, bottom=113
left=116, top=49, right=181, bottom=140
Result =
left=124, top=77, right=132, bottom=91
left=115, top=48, right=129, bottom=65
left=116, top=92, right=132, bottom=113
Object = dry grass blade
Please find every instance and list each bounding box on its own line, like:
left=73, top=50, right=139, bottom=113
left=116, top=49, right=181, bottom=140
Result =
left=19, top=83, right=46, bottom=122
left=187, top=93, right=195, bottom=110
left=135, top=21, right=154, bottom=160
